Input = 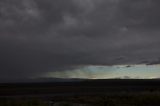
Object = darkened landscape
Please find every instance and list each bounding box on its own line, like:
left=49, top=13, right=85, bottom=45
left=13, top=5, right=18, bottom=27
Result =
left=0, top=79, right=160, bottom=106
left=1, top=79, right=160, bottom=96
left=1, top=0, right=160, bottom=105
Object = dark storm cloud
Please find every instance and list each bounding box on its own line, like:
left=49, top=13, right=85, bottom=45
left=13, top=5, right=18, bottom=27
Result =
left=145, top=58, right=160, bottom=65
left=1, top=0, right=160, bottom=79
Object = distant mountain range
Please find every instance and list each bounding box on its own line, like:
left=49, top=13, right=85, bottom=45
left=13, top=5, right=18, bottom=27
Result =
left=0, top=78, right=87, bottom=83
left=0, top=77, right=160, bottom=83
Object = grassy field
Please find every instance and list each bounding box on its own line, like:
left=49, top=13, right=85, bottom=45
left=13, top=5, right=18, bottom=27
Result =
left=1, top=92, right=160, bottom=106
left=0, top=79, right=160, bottom=106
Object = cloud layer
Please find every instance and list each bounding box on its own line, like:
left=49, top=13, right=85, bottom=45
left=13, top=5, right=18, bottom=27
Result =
left=0, top=0, right=160, bottom=79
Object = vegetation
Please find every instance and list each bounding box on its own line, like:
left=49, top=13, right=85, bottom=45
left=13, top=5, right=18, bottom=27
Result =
left=0, top=92, right=160, bottom=106
left=0, top=98, right=48, bottom=106
left=0, top=80, right=160, bottom=106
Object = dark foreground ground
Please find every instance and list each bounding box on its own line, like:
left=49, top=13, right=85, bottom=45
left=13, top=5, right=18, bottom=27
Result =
left=0, top=79, right=160, bottom=106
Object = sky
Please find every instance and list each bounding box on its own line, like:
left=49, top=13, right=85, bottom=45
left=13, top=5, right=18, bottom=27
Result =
left=0, top=0, right=160, bottom=80
left=44, top=65, right=160, bottom=79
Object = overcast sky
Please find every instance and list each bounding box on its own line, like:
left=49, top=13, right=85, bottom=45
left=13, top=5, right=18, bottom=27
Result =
left=0, top=0, right=160, bottom=80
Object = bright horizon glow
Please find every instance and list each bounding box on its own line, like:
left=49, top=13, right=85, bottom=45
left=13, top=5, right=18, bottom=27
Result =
left=42, top=64, right=160, bottom=79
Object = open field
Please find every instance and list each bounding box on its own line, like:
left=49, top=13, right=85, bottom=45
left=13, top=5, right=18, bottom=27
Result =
left=0, top=79, right=160, bottom=106
left=1, top=92, right=160, bottom=106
